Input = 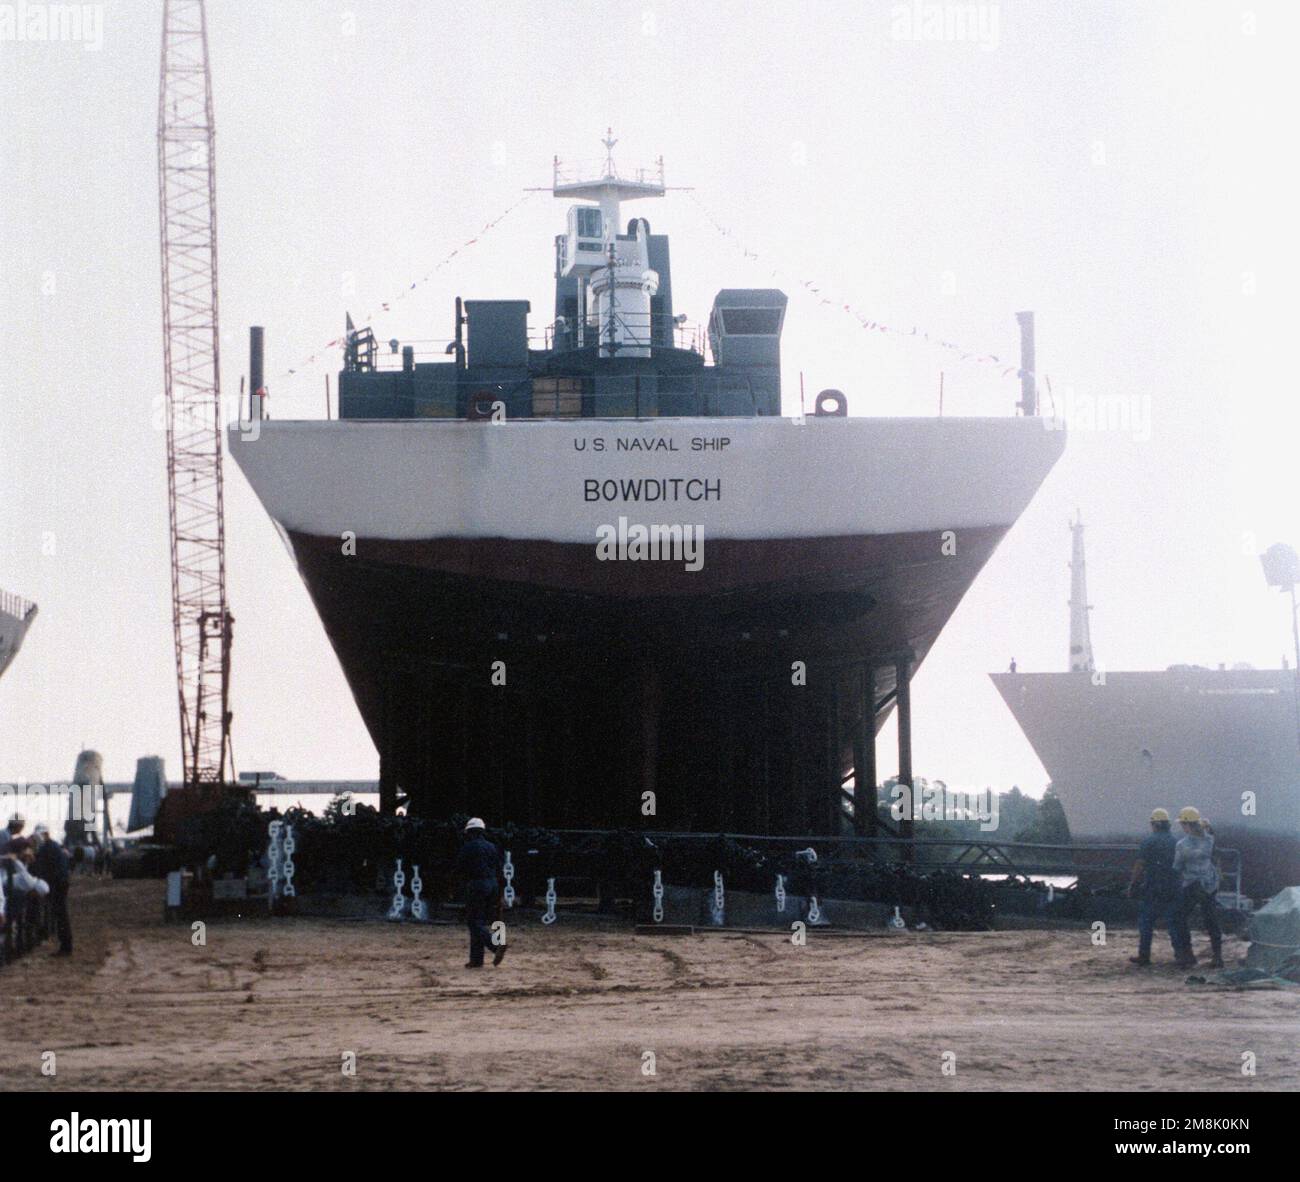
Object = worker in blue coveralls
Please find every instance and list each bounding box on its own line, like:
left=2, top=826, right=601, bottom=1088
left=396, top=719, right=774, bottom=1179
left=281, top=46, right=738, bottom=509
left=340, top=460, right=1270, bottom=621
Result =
left=455, top=818, right=507, bottom=969
left=1127, top=807, right=1193, bottom=967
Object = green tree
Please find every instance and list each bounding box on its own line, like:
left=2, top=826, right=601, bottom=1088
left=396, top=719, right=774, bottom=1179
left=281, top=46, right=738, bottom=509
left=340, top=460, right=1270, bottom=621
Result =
left=1014, top=785, right=1071, bottom=844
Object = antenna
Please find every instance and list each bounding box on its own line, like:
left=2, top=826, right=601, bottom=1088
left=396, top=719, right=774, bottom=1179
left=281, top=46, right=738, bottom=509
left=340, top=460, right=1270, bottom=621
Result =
left=1016, top=311, right=1037, bottom=416
left=601, top=127, right=619, bottom=177
left=1068, top=512, right=1095, bottom=673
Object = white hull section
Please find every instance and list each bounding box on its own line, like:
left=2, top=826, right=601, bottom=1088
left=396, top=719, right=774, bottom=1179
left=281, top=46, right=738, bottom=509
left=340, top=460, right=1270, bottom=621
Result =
left=228, top=416, right=1066, bottom=544
left=992, top=669, right=1300, bottom=842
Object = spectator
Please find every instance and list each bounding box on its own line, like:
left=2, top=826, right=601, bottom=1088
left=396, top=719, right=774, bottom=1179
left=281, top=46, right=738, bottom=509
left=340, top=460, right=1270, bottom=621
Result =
left=1, top=837, right=49, bottom=956
left=1174, top=807, right=1224, bottom=969
left=1, top=838, right=48, bottom=896
left=32, top=825, right=72, bottom=956
left=0, top=813, right=26, bottom=856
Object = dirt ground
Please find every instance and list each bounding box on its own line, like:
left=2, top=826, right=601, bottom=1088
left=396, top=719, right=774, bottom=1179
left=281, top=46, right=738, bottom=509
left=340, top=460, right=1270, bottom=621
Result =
left=2, top=878, right=1295, bottom=1091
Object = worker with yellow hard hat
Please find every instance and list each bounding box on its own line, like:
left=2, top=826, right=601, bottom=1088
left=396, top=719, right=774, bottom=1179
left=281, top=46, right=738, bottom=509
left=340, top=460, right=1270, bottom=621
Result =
left=1173, top=807, right=1223, bottom=969
left=1127, top=807, right=1193, bottom=967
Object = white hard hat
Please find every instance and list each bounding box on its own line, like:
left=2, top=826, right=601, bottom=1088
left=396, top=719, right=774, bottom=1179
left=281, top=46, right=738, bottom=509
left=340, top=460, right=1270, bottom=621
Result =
left=464, top=817, right=486, bottom=832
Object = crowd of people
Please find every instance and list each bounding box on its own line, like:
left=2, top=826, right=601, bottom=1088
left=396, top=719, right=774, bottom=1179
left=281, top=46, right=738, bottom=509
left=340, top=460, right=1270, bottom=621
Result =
left=0, top=813, right=72, bottom=964
left=1128, top=805, right=1225, bottom=968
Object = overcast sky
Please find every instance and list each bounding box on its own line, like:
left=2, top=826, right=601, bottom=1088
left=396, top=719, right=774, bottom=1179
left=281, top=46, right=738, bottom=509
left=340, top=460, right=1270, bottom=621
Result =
left=2, top=0, right=1298, bottom=793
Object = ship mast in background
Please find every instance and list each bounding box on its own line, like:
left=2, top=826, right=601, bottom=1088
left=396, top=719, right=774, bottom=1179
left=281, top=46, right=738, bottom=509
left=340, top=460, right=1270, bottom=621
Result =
left=158, top=0, right=234, bottom=789
left=1068, top=514, right=1095, bottom=673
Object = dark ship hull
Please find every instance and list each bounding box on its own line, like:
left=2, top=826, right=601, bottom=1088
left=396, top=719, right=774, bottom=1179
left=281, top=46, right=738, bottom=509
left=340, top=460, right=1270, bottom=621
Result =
left=287, top=524, right=1011, bottom=829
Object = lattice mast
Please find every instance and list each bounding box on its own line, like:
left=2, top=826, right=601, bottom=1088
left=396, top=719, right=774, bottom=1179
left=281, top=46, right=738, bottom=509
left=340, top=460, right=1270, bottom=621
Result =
left=158, top=0, right=233, bottom=788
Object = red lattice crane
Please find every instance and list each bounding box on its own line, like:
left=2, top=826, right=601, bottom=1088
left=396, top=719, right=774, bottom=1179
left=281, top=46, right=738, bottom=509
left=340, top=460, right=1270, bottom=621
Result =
left=157, top=0, right=234, bottom=794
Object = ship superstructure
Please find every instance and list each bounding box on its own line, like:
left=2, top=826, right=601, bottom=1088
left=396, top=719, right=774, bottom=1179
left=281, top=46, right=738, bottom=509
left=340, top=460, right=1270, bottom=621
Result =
left=230, top=144, right=1065, bottom=833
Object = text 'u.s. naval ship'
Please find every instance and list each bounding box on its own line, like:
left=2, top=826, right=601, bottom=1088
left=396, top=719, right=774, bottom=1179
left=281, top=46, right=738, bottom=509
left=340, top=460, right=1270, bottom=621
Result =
left=230, top=143, right=1065, bottom=833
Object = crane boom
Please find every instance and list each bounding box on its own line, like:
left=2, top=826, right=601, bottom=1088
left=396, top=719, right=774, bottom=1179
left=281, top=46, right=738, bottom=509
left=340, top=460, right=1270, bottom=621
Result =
left=158, top=0, right=233, bottom=790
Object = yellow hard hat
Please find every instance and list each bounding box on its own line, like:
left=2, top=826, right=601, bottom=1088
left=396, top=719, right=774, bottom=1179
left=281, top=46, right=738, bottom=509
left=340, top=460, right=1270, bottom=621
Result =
left=1150, top=808, right=1170, bottom=822
left=1177, top=806, right=1200, bottom=824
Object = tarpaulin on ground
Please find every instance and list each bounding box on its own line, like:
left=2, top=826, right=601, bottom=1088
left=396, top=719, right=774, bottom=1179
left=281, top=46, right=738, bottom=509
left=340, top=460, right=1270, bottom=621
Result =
left=1245, top=885, right=1300, bottom=976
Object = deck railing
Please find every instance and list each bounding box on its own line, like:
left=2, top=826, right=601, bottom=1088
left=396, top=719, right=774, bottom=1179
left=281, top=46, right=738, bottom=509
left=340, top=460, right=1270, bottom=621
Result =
left=349, top=315, right=706, bottom=375
left=0, top=589, right=36, bottom=622
left=552, top=155, right=665, bottom=191
left=547, top=829, right=1246, bottom=908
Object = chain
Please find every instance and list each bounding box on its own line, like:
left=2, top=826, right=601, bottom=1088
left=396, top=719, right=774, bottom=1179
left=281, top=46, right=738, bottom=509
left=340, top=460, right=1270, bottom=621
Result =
left=651, top=869, right=664, bottom=924
left=388, top=858, right=406, bottom=920
left=712, top=869, right=725, bottom=925
left=266, top=820, right=283, bottom=910
left=410, top=864, right=425, bottom=921
left=502, top=850, right=515, bottom=909
left=541, top=877, right=557, bottom=925
left=774, top=873, right=786, bottom=913
left=282, top=824, right=296, bottom=898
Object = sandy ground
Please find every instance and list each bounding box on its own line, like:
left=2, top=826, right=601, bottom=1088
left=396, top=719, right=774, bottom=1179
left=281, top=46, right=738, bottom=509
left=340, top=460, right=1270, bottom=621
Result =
left=2, top=878, right=1295, bottom=1091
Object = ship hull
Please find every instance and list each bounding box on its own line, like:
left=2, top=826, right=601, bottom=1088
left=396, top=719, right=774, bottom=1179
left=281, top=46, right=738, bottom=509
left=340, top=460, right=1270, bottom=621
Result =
left=283, top=523, right=1009, bottom=829
left=992, top=670, right=1300, bottom=897
left=0, top=596, right=37, bottom=683
left=231, top=415, right=1065, bottom=830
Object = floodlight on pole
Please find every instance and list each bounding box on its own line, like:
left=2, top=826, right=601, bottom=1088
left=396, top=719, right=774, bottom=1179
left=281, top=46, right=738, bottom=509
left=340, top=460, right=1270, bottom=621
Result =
left=1261, top=542, right=1300, bottom=751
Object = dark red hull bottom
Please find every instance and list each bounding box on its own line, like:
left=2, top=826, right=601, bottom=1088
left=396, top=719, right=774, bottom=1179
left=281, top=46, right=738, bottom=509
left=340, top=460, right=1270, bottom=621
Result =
left=285, top=526, right=1008, bottom=830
